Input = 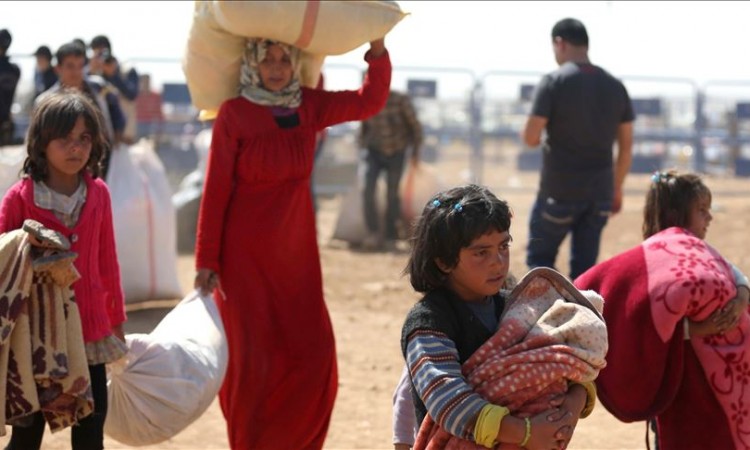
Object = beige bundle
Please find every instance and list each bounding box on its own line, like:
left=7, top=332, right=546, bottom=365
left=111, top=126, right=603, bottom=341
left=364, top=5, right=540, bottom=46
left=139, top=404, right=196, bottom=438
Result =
left=183, top=0, right=407, bottom=112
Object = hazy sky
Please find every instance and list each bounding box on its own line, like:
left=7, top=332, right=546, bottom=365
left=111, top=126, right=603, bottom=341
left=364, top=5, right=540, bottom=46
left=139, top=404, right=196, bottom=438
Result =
left=4, top=1, right=750, bottom=95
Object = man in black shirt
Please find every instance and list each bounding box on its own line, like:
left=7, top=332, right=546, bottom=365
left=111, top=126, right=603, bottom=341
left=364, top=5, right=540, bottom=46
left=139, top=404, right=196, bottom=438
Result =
left=522, top=18, right=634, bottom=280
left=0, top=29, right=21, bottom=146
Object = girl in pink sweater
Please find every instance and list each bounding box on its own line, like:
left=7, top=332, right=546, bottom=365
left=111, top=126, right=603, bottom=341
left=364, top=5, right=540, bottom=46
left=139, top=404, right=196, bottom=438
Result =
left=0, top=90, right=127, bottom=450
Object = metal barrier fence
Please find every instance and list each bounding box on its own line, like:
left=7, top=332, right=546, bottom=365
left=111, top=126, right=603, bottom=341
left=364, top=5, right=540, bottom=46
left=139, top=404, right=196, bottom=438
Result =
left=6, top=54, right=750, bottom=195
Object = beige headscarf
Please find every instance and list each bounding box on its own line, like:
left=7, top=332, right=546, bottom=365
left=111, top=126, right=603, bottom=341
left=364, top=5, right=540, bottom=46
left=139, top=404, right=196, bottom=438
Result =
left=239, top=39, right=302, bottom=108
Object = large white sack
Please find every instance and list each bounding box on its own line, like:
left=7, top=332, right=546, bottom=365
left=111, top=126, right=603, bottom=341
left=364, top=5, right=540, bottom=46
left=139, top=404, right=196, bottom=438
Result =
left=331, top=161, right=443, bottom=245
left=331, top=165, right=384, bottom=245
left=183, top=1, right=327, bottom=112
left=0, top=145, right=25, bottom=195
left=105, top=290, right=228, bottom=446
left=107, top=141, right=182, bottom=303
left=212, top=1, right=407, bottom=55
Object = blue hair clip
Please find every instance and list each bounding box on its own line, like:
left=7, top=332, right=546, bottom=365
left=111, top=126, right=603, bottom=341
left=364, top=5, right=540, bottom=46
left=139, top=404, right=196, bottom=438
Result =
left=651, top=171, right=669, bottom=184
left=431, top=199, right=441, bottom=208
left=453, top=203, right=463, bottom=212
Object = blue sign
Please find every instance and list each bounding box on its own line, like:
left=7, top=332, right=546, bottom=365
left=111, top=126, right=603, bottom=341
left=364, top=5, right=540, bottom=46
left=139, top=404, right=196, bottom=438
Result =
left=520, top=84, right=536, bottom=102
left=407, top=79, right=437, bottom=99
left=736, top=102, right=750, bottom=119
left=631, top=98, right=662, bottom=117
left=162, top=83, right=192, bottom=104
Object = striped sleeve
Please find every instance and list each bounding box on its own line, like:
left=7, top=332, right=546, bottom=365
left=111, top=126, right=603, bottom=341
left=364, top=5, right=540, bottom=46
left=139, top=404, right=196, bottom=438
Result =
left=406, top=330, right=488, bottom=441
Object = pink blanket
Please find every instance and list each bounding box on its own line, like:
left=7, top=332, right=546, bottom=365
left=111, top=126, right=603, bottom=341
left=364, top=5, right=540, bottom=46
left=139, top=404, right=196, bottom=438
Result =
left=415, top=268, right=608, bottom=450
left=575, top=227, right=745, bottom=449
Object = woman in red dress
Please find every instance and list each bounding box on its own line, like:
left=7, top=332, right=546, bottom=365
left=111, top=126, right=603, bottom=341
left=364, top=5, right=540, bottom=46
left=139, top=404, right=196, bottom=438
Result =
left=194, top=38, right=391, bottom=449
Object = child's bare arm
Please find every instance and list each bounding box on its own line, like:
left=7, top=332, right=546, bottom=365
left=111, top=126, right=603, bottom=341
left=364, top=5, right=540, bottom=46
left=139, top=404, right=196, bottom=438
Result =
left=499, top=410, right=572, bottom=450
left=690, top=285, right=750, bottom=336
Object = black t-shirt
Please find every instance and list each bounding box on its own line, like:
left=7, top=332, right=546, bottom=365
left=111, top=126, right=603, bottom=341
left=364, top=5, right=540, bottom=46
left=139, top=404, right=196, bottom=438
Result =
left=0, top=56, right=21, bottom=123
left=531, top=61, right=634, bottom=201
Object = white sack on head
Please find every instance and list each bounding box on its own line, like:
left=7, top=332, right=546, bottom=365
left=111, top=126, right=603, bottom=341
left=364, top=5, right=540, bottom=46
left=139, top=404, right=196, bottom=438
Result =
left=104, top=290, right=228, bottom=446
left=212, top=1, right=406, bottom=55
left=183, top=1, right=247, bottom=112
left=183, top=0, right=405, bottom=111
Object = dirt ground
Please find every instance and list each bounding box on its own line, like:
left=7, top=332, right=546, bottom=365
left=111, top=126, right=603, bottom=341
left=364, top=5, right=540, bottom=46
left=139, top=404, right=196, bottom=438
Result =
left=5, top=154, right=749, bottom=449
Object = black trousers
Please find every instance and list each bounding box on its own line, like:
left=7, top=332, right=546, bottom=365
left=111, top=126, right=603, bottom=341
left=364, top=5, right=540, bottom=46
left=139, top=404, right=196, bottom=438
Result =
left=6, top=364, right=108, bottom=450
left=362, top=149, right=406, bottom=240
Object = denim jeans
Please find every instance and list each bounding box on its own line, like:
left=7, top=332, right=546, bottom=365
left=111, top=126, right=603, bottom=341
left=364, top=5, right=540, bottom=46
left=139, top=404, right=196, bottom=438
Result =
left=363, top=149, right=406, bottom=240
left=6, top=364, right=108, bottom=450
left=526, top=195, right=612, bottom=280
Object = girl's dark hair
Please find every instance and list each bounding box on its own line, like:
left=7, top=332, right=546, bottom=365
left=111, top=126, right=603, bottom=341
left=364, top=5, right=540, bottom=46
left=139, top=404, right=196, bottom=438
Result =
left=406, top=184, right=512, bottom=293
left=642, top=169, right=711, bottom=239
left=23, top=89, right=108, bottom=181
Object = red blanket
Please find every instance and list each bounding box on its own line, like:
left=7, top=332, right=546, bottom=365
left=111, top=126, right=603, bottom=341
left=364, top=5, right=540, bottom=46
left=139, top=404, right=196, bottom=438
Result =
left=575, top=227, right=745, bottom=449
left=416, top=268, right=608, bottom=450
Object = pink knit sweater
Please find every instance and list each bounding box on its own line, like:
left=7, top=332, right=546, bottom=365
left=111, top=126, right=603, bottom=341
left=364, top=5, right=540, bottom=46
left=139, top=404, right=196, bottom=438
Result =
left=0, top=173, right=126, bottom=343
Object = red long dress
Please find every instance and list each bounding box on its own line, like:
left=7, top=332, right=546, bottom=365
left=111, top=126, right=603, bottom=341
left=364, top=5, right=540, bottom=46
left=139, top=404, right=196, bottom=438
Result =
left=195, top=51, right=391, bottom=450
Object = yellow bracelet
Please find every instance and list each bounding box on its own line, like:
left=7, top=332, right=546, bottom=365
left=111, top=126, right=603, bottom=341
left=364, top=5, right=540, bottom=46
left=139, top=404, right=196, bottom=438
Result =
left=519, top=417, right=531, bottom=447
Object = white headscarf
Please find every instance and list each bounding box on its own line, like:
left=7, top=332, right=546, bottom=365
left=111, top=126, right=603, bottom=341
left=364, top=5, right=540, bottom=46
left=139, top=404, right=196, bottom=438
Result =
left=239, top=39, right=302, bottom=108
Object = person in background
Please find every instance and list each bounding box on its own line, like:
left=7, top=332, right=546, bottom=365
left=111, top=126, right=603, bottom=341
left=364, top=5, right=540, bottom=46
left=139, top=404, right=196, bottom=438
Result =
left=522, top=17, right=634, bottom=280
left=33, top=45, right=58, bottom=99
left=134, top=73, right=164, bottom=141
left=0, top=28, right=21, bottom=146
left=193, top=37, right=391, bottom=449
left=88, top=35, right=139, bottom=101
left=359, top=89, right=423, bottom=251
left=38, top=42, right=126, bottom=179
left=72, top=38, right=89, bottom=66
left=89, top=35, right=139, bottom=143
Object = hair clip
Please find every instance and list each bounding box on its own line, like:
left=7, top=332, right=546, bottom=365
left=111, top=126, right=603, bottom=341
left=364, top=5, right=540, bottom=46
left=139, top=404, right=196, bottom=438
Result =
left=651, top=171, right=668, bottom=184
left=453, top=203, right=463, bottom=212
left=431, top=199, right=441, bottom=208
